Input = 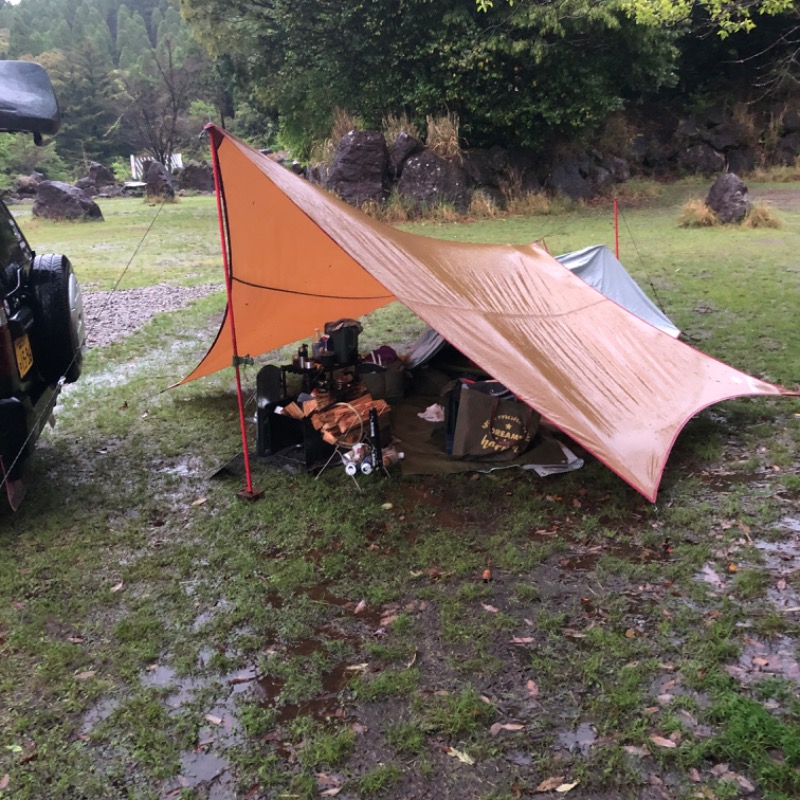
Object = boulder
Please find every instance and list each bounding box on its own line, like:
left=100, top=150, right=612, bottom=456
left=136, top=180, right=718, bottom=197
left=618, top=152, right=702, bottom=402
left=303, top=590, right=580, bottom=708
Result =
left=396, top=150, right=470, bottom=210
left=782, top=108, right=800, bottom=133
left=591, top=166, right=613, bottom=194
left=326, top=130, right=389, bottom=205
left=700, top=121, right=751, bottom=152
left=726, top=147, right=757, bottom=174
left=14, top=173, right=43, bottom=198
left=32, top=181, right=103, bottom=221
left=605, top=155, right=631, bottom=183
left=388, top=132, right=424, bottom=179
left=74, top=177, right=95, bottom=192
left=705, top=173, right=748, bottom=224
left=143, top=161, right=175, bottom=200
left=462, top=146, right=509, bottom=188
left=176, top=161, right=215, bottom=192
left=306, top=163, right=330, bottom=187
left=677, top=143, right=726, bottom=175
left=548, top=154, right=591, bottom=200
left=89, top=161, right=115, bottom=188
left=778, top=131, right=800, bottom=165
left=506, top=149, right=543, bottom=193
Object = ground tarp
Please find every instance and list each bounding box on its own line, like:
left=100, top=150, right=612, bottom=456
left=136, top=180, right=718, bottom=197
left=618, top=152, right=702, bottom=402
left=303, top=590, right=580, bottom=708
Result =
left=184, top=125, right=795, bottom=502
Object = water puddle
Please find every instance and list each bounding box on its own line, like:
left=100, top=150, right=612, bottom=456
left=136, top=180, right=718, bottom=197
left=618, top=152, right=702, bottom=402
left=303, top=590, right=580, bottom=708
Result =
left=558, top=541, right=671, bottom=572
left=773, top=516, right=800, bottom=534
left=557, top=721, right=597, bottom=754
left=728, top=636, right=800, bottom=686
left=255, top=661, right=353, bottom=724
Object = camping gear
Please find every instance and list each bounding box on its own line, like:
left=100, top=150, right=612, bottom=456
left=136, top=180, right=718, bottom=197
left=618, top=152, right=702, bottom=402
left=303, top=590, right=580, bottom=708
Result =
left=184, top=125, right=797, bottom=501
left=360, top=360, right=405, bottom=401
left=451, top=381, right=539, bottom=460
left=324, top=319, right=362, bottom=366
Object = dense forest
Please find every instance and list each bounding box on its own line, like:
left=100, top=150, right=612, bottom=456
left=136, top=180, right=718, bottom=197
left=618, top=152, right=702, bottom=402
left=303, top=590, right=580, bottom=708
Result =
left=0, top=0, right=797, bottom=181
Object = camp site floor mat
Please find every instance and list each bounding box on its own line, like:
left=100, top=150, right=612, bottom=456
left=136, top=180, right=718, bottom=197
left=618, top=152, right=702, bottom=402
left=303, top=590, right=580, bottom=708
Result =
left=392, top=397, right=584, bottom=477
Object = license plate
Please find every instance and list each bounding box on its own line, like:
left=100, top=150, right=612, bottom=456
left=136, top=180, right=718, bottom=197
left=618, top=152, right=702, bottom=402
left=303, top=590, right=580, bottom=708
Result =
left=14, top=334, right=33, bottom=378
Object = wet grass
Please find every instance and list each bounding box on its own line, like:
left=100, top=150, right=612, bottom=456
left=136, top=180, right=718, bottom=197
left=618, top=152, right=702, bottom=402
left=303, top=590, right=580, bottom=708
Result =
left=0, top=185, right=799, bottom=798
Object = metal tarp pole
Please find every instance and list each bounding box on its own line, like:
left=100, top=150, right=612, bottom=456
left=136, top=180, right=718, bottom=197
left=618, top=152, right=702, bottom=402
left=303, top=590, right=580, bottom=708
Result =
left=206, top=124, right=261, bottom=500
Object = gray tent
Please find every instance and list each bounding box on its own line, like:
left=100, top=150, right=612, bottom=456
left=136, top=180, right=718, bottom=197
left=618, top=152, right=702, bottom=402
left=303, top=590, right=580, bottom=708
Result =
left=405, top=244, right=679, bottom=368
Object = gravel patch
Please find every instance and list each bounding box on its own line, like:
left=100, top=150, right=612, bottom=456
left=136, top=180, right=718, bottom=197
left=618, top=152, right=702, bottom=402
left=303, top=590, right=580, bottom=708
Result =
left=83, top=283, right=222, bottom=348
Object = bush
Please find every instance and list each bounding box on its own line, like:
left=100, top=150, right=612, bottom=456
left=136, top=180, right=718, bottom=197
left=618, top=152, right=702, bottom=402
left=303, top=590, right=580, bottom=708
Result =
left=678, top=198, right=719, bottom=227
left=744, top=201, right=781, bottom=228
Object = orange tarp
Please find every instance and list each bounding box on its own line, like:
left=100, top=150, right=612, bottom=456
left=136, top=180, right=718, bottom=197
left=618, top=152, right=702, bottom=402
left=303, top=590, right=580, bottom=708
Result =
left=184, top=125, right=795, bottom=501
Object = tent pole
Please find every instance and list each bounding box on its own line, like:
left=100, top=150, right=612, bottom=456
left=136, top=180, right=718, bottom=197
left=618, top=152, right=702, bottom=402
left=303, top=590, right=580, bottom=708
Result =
left=207, top=125, right=263, bottom=501
left=614, top=199, right=619, bottom=259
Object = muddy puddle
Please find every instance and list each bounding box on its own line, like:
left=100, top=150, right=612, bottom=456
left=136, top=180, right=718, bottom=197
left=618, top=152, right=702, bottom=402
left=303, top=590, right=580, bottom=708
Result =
left=557, top=721, right=597, bottom=754
left=728, top=635, right=800, bottom=687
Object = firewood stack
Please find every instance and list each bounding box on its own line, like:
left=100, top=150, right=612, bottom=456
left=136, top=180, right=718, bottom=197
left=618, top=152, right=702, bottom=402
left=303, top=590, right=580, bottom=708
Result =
left=284, top=392, right=391, bottom=446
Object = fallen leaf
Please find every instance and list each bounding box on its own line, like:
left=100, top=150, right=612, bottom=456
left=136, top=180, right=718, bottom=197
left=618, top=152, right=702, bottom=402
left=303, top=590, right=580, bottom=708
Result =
left=689, top=768, right=702, bottom=782
left=381, top=502, right=393, bottom=510
left=406, top=651, right=417, bottom=669
left=204, top=714, right=223, bottom=726
left=622, top=745, right=648, bottom=757
left=490, top=722, right=525, bottom=736
left=229, top=674, right=257, bottom=685
left=556, top=782, right=579, bottom=793
left=510, top=637, right=535, bottom=645
left=446, top=746, right=474, bottom=765
left=526, top=679, right=539, bottom=699
left=5, top=745, right=22, bottom=754
left=321, top=789, right=342, bottom=797
left=379, top=615, right=398, bottom=627
left=351, top=723, right=368, bottom=735
left=0, top=774, right=8, bottom=790
left=110, top=581, right=124, bottom=593
left=75, top=670, right=96, bottom=681
left=67, top=636, right=84, bottom=643
left=535, top=776, right=566, bottom=792
left=353, top=599, right=366, bottom=615
left=191, top=497, right=207, bottom=506
left=481, top=603, right=499, bottom=613
left=752, top=656, right=769, bottom=667
left=345, top=663, right=369, bottom=672
left=649, top=734, right=677, bottom=748
left=625, top=628, right=637, bottom=639
left=734, top=774, right=755, bottom=792
left=728, top=562, right=738, bottom=573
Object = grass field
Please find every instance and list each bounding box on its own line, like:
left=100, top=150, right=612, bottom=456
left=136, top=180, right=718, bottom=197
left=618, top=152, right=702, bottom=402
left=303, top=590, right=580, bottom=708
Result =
left=0, top=185, right=799, bottom=800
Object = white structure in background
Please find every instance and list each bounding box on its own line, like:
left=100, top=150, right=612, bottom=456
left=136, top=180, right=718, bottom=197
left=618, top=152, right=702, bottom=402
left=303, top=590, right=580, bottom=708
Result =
left=129, top=153, right=183, bottom=180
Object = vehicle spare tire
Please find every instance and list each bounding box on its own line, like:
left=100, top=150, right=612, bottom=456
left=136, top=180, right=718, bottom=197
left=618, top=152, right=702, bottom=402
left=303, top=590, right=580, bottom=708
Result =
left=30, top=253, right=85, bottom=383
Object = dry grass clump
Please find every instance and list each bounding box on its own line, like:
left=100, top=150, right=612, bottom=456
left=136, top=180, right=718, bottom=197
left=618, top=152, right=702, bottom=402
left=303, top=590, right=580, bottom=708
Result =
left=362, top=193, right=415, bottom=224
left=747, top=157, right=800, bottom=183
left=505, top=191, right=554, bottom=216
left=678, top=198, right=719, bottom=227
left=744, top=202, right=781, bottom=228
left=468, top=190, right=501, bottom=219
left=426, top=113, right=462, bottom=163
left=612, top=178, right=663, bottom=205
left=382, top=112, right=420, bottom=143
left=309, top=108, right=364, bottom=164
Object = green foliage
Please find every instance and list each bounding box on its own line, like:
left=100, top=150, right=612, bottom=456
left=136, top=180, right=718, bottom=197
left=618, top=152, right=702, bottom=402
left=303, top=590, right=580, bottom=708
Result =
left=180, top=0, right=679, bottom=158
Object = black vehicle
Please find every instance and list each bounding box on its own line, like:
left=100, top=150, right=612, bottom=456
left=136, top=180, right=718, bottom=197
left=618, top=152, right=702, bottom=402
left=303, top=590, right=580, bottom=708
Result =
left=0, top=61, right=85, bottom=509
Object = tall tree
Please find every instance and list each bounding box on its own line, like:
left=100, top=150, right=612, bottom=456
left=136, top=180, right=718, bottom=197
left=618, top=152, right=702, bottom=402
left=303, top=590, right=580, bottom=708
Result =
left=37, top=42, right=122, bottom=165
